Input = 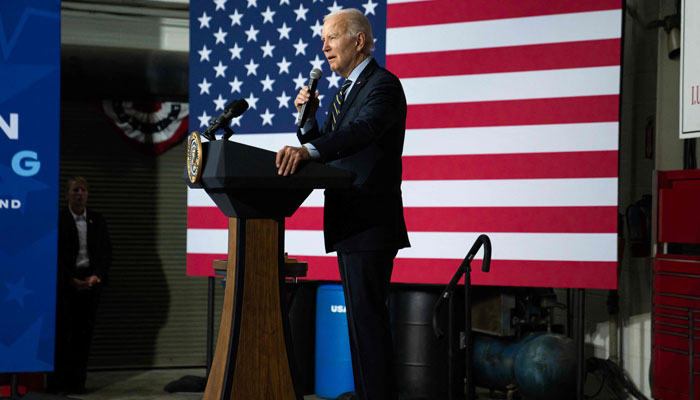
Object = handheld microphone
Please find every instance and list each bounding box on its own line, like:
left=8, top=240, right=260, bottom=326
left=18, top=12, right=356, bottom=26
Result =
left=202, top=99, right=249, bottom=140
left=297, top=68, right=322, bottom=128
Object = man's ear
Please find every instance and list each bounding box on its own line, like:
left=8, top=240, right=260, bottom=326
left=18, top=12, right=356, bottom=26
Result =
left=356, top=32, right=366, bottom=51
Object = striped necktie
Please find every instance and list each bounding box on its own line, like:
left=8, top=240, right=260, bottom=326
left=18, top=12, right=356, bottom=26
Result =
left=330, top=79, right=352, bottom=131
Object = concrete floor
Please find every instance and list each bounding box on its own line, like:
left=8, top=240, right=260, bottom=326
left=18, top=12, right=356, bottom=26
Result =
left=60, top=368, right=507, bottom=400
left=75, top=368, right=323, bottom=400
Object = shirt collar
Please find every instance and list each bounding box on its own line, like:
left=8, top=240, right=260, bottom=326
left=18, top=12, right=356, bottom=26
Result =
left=69, top=207, right=87, bottom=221
left=347, top=56, right=373, bottom=84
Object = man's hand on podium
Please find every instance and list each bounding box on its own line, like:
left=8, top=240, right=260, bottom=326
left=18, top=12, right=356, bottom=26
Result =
left=276, top=145, right=310, bottom=176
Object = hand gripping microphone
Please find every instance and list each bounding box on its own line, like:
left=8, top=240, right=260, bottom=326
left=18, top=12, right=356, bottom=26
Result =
left=202, top=99, right=249, bottom=141
left=297, top=68, right=322, bottom=128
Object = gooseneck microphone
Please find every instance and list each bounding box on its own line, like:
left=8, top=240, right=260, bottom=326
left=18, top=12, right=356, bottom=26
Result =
left=202, top=99, right=249, bottom=141
left=297, top=68, right=322, bottom=128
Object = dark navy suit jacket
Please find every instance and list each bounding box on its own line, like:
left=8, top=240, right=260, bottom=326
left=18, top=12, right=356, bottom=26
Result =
left=57, top=207, right=112, bottom=286
left=297, top=59, right=411, bottom=253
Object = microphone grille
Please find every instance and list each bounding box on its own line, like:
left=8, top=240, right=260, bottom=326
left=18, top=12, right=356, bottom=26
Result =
left=310, top=68, right=322, bottom=80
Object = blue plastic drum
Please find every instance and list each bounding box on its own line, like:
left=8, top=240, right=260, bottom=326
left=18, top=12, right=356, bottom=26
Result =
left=315, top=284, right=355, bottom=399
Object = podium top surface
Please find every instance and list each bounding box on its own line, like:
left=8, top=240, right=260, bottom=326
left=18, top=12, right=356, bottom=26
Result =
left=187, top=140, right=354, bottom=190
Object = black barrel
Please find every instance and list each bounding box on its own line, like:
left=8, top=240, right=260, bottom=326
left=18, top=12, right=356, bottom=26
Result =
left=390, top=285, right=452, bottom=400
left=286, top=280, right=317, bottom=395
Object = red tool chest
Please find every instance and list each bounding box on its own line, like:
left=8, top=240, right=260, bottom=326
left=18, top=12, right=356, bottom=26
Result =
left=653, top=170, right=700, bottom=400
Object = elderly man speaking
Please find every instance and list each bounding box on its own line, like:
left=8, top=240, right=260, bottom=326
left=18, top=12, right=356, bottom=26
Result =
left=276, top=8, right=410, bottom=400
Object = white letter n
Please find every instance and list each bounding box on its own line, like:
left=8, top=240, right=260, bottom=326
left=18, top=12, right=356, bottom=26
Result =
left=0, top=113, right=18, bottom=140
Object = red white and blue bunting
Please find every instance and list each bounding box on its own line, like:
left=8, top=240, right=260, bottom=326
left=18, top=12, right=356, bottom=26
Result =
left=102, top=101, right=189, bottom=154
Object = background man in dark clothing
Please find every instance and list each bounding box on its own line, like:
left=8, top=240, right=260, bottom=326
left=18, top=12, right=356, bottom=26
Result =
left=49, top=176, right=111, bottom=394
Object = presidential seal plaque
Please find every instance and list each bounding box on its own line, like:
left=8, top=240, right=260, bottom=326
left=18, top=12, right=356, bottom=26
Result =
left=186, top=131, right=203, bottom=184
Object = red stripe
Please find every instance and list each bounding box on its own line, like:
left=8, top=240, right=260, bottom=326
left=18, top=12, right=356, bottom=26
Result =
left=192, top=205, right=618, bottom=233
left=387, top=39, right=621, bottom=78
left=188, top=206, right=228, bottom=229
left=387, top=0, right=621, bottom=28
left=285, top=206, right=617, bottom=233
left=406, top=95, right=620, bottom=129
left=289, top=256, right=617, bottom=289
left=187, top=253, right=227, bottom=277
left=403, top=151, right=618, bottom=180
left=188, top=253, right=617, bottom=288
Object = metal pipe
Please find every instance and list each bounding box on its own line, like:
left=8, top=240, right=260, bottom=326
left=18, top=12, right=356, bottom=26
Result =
left=206, top=276, right=215, bottom=377
left=575, top=289, right=585, bottom=400
left=448, top=291, right=456, bottom=400
left=690, top=309, right=694, bottom=400
left=464, top=263, right=473, bottom=400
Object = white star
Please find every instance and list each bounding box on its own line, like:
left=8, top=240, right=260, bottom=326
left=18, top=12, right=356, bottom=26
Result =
left=310, top=19, right=323, bottom=37
left=293, top=38, right=308, bottom=55
left=318, top=94, right=325, bottom=108
left=293, top=3, right=309, bottom=21
left=292, top=110, right=300, bottom=121
left=214, top=61, right=228, bottom=78
left=277, top=57, right=292, bottom=74
left=213, top=27, right=228, bottom=44
left=280, top=0, right=290, bottom=4
left=245, top=58, right=259, bottom=76
left=326, top=72, right=341, bottom=89
left=261, top=6, right=275, bottom=23
left=247, top=0, right=257, bottom=8
left=229, top=9, right=243, bottom=26
left=277, top=22, right=292, bottom=40
left=230, top=116, right=242, bottom=127
left=228, top=76, right=243, bottom=93
left=309, top=54, right=325, bottom=71
left=213, top=94, right=227, bottom=111
left=198, top=12, right=211, bottom=29
left=276, top=91, right=291, bottom=108
left=293, top=72, right=307, bottom=90
left=229, top=43, right=243, bottom=60
left=245, top=24, right=260, bottom=42
left=214, top=0, right=227, bottom=11
left=198, top=110, right=211, bottom=128
left=245, top=92, right=259, bottom=109
left=362, top=0, right=378, bottom=15
left=327, top=1, right=342, bottom=13
left=260, top=74, right=275, bottom=92
left=198, top=44, right=212, bottom=62
left=198, top=77, right=212, bottom=95
left=260, top=108, right=275, bottom=126
left=260, top=40, right=275, bottom=58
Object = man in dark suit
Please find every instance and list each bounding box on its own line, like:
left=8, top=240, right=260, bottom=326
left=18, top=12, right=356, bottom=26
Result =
left=276, top=8, right=410, bottom=400
left=49, top=176, right=111, bottom=394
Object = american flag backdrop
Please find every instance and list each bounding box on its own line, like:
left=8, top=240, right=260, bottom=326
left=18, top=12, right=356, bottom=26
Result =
left=187, top=0, right=622, bottom=289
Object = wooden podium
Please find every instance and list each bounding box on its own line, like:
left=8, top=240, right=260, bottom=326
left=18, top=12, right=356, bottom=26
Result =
left=186, top=140, right=353, bottom=400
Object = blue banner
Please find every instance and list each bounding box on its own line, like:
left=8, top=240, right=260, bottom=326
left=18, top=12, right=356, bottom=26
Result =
left=0, top=0, right=61, bottom=372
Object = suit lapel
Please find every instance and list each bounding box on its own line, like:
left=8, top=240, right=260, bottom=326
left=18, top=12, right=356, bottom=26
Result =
left=334, top=59, right=377, bottom=130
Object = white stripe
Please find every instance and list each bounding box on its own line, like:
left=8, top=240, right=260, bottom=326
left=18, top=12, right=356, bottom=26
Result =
left=401, top=66, right=620, bottom=105
left=386, top=10, right=622, bottom=55
left=187, top=229, right=229, bottom=254
left=399, top=178, right=618, bottom=206
left=188, top=186, right=217, bottom=207
left=190, top=178, right=618, bottom=208
left=189, top=229, right=617, bottom=262
left=296, top=178, right=619, bottom=207
left=404, top=123, right=619, bottom=155
left=190, top=123, right=619, bottom=158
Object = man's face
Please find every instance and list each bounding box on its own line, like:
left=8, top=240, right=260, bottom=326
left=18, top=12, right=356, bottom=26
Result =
left=322, top=15, right=361, bottom=78
left=67, top=181, right=88, bottom=214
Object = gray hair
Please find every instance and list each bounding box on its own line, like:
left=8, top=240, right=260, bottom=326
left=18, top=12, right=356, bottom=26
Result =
left=324, top=8, right=375, bottom=53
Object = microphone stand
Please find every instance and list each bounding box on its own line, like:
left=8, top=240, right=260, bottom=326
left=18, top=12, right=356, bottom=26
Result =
left=433, top=234, right=492, bottom=400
